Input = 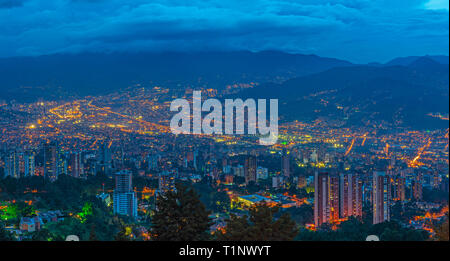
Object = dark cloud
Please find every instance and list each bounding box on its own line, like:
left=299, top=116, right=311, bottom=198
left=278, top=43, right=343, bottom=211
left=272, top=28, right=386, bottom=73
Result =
left=0, top=0, right=26, bottom=9
left=0, top=0, right=448, bottom=62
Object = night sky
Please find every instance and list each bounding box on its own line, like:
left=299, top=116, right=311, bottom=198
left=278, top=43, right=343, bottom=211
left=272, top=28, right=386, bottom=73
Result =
left=0, top=0, right=448, bottom=63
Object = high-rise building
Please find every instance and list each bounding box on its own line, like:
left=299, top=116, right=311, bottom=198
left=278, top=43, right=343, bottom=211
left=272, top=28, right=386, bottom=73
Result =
left=98, top=141, right=112, bottom=173
left=244, top=156, right=257, bottom=185
left=272, top=175, right=284, bottom=188
left=223, top=164, right=232, bottom=174
left=185, top=151, right=194, bottom=168
left=282, top=149, right=290, bottom=177
left=297, top=175, right=307, bottom=189
left=5, top=151, right=20, bottom=178
left=431, top=173, right=440, bottom=189
left=69, top=152, right=83, bottom=178
left=224, top=174, right=234, bottom=185
left=310, top=150, right=318, bottom=163
left=146, top=154, right=160, bottom=170
left=24, top=153, right=35, bottom=177
left=43, top=143, right=57, bottom=180
left=373, top=171, right=391, bottom=224
left=113, top=192, right=138, bottom=218
left=440, top=177, right=449, bottom=194
left=412, top=173, right=423, bottom=201
left=115, top=170, right=133, bottom=193
left=314, top=172, right=340, bottom=226
left=113, top=170, right=137, bottom=218
left=234, top=165, right=244, bottom=177
left=193, top=149, right=198, bottom=170
left=158, top=171, right=176, bottom=194
left=339, top=173, right=363, bottom=219
left=56, top=149, right=67, bottom=177
left=391, top=176, right=406, bottom=201
left=256, top=166, right=268, bottom=180
left=211, top=167, right=219, bottom=180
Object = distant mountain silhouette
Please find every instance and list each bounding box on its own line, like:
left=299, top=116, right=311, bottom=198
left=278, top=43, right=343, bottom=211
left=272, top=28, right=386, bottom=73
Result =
left=408, top=57, right=449, bottom=73
left=0, top=51, right=352, bottom=101
left=237, top=61, right=449, bottom=129
left=1, top=51, right=447, bottom=129
left=386, top=55, right=449, bottom=66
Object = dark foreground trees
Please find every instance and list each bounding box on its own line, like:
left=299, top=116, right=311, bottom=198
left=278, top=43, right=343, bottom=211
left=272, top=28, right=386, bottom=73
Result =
left=0, top=222, right=14, bottom=241
left=432, top=215, right=449, bottom=241
left=152, top=184, right=212, bottom=241
left=295, top=217, right=430, bottom=241
left=216, top=204, right=298, bottom=241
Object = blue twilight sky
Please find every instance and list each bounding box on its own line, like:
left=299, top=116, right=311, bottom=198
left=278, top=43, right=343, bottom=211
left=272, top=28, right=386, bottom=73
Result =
left=0, top=0, right=448, bottom=63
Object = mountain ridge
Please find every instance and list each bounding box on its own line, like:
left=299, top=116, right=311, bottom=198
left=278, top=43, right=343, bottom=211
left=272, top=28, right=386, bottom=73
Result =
left=235, top=61, right=449, bottom=129
left=385, top=55, right=449, bottom=66
left=0, top=51, right=353, bottom=101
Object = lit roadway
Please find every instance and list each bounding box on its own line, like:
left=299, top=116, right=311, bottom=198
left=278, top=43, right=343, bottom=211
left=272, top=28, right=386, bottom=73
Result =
left=409, top=138, right=432, bottom=168
left=87, top=102, right=170, bottom=132
left=344, top=137, right=356, bottom=156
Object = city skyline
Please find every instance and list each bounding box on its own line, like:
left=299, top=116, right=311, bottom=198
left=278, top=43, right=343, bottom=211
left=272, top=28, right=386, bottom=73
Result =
left=0, top=0, right=448, bottom=245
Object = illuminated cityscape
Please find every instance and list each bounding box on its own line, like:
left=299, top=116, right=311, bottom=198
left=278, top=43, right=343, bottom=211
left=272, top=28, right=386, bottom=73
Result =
left=0, top=82, right=448, bottom=241
left=0, top=0, right=448, bottom=245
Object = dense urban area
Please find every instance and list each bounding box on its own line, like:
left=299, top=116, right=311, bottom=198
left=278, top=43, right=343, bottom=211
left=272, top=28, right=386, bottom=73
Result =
left=0, top=84, right=448, bottom=241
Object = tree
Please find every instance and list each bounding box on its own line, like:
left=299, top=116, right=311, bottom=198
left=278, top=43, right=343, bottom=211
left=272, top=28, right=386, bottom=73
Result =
left=43, top=217, right=85, bottom=241
left=193, top=182, right=230, bottom=212
left=152, top=184, right=212, bottom=241
left=114, top=225, right=131, bottom=241
left=371, top=221, right=429, bottom=241
left=217, top=204, right=298, bottom=241
left=296, top=218, right=429, bottom=241
left=0, top=222, right=14, bottom=241
left=209, top=191, right=230, bottom=212
left=113, top=217, right=132, bottom=241
left=283, top=204, right=313, bottom=226
left=432, top=216, right=449, bottom=241
left=89, top=224, right=98, bottom=241
left=31, top=228, right=62, bottom=241
left=334, top=216, right=369, bottom=241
